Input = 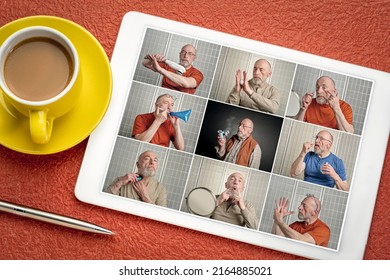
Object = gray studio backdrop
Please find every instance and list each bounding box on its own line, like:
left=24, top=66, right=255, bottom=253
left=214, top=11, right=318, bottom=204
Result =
left=260, top=174, right=349, bottom=250
left=119, top=81, right=207, bottom=154
left=180, top=156, right=271, bottom=230
left=133, top=27, right=221, bottom=98
left=210, top=46, right=296, bottom=117
left=273, top=118, right=360, bottom=191
left=102, top=138, right=192, bottom=210
left=289, top=64, right=372, bottom=135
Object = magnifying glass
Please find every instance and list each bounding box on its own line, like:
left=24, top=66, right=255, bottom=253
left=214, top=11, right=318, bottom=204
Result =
left=186, top=187, right=217, bottom=217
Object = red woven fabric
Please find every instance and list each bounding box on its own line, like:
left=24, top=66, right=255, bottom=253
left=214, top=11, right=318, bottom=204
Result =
left=0, top=0, right=389, bottom=260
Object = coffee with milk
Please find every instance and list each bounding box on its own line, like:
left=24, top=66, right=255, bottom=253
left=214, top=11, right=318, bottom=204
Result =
left=4, top=37, right=74, bottom=102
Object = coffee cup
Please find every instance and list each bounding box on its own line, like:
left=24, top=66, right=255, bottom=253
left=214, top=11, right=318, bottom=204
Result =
left=0, top=26, right=81, bottom=144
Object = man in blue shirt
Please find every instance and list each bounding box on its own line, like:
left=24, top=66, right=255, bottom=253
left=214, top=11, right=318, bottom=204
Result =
left=290, top=130, right=349, bottom=191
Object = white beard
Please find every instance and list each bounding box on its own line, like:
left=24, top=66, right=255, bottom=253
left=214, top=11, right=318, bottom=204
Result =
left=252, top=77, right=264, bottom=85
left=237, top=131, right=245, bottom=140
left=180, top=60, right=191, bottom=68
left=139, top=167, right=156, bottom=178
left=316, top=96, right=327, bottom=105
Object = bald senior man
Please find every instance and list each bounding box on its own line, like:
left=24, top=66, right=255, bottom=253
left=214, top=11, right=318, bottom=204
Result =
left=106, top=150, right=167, bottom=206
left=226, top=59, right=280, bottom=114
left=294, top=76, right=354, bottom=133
left=211, top=172, right=258, bottom=229
left=142, top=44, right=204, bottom=94
left=272, top=194, right=330, bottom=247
left=216, top=118, right=261, bottom=169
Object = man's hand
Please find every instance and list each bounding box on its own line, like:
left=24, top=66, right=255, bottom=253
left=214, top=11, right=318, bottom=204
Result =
left=324, top=89, right=341, bottom=111
left=301, top=92, right=314, bottom=110
left=320, top=162, right=337, bottom=177
left=235, top=69, right=242, bottom=92
left=110, top=172, right=140, bottom=195
left=143, top=54, right=165, bottom=73
left=216, top=188, right=231, bottom=206
left=150, top=55, right=164, bottom=73
left=273, top=197, right=294, bottom=224
left=230, top=188, right=246, bottom=210
left=168, top=114, right=179, bottom=127
left=217, top=134, right=226, bottom=147
left=154, top=106, right=168, bottom=125
left=242, top=71, right=253, bottom=97
left=144, top=53, right=166, bottom=62
left=117, top=173, right=139, bottom=185
left=301, top=141, right=313, bottom=155
left=321, top=162, right=350, bottom=191
left=133, top=180, right=152, bottom=203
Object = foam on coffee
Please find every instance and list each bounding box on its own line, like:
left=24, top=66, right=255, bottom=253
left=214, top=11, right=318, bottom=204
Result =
left=4, top=37, right=73, bottom=102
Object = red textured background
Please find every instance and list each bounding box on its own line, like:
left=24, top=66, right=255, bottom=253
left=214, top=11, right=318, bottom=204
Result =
left=0, top=0, right=389, bottom=260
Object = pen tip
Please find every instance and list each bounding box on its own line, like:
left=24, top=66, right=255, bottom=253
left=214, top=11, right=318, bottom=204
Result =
left=96, top=227, right=114, bottom=235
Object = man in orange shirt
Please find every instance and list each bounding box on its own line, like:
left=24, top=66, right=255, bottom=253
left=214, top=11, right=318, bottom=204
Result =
left=294, top=76, right=354, bottom=133
left=272, top=194, right=330, bottom=247
left=132, top=93, right=185, bottom=150
left=142, top=44, right=204, bottom=94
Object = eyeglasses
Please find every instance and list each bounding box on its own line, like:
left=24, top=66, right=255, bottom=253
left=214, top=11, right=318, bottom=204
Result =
left=238, top=123, right=253, bottom=130
left=180, top=50, right=196, bottom=57
left=156, top=94, right=177, bottom=103
left=313, top=135, right=332, bottom=143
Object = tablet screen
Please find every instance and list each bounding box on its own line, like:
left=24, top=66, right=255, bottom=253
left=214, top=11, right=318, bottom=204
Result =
left=75, top=12, right=390, bottom=259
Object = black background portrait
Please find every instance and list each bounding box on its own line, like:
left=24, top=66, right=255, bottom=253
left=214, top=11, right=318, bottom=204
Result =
left=195, top=101, right=283, bottom=172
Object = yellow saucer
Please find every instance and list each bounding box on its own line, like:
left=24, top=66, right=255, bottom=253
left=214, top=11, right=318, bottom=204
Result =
left=0, top=16, right=112, bottom=154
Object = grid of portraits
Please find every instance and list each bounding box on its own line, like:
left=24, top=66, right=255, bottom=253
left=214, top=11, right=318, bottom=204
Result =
left=102, top=27, right=372, bottom=251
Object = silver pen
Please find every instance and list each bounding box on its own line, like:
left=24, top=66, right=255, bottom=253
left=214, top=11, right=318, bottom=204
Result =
left=0, top=199, right=113, bottom=235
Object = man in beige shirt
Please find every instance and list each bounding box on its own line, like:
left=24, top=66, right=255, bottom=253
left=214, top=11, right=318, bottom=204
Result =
left=226, top=59, right=280, bottom=114
left=211, top=172, right=258, bottom=229
left=106, top=150, right=167, bottom=207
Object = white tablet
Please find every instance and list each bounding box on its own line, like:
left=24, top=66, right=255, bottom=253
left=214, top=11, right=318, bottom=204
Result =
left=75, top=11, right=390, bottom=259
